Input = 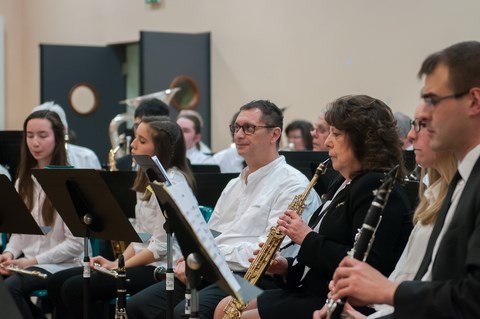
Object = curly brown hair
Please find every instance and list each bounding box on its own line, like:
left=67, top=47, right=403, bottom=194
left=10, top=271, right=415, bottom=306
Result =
left=324, top=95, right=405, bottom=178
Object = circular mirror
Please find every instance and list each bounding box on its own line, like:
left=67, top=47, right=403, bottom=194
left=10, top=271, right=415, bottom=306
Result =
left=68, top=83, right=99, bottom=115
left=169, top=76, right=200, bottom=110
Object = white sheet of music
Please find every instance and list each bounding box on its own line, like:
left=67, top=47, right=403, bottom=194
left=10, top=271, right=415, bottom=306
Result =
left=163, top=181, right=242, bottom=295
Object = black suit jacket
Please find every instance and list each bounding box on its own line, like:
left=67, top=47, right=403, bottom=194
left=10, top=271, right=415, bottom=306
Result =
left=394, top=155, right=480, bottom=319
left=282, top=171, right=412, bottom=301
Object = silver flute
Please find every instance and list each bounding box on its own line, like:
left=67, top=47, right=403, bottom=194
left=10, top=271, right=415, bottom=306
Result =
left=0, top=264, right=48, bottom=279
left=91, top=263, right=119, bottom=278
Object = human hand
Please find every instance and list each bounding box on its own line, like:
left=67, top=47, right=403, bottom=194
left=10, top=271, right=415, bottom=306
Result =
left=5, top=257, right=37, bottom=269
left=331, top=257, right=398, bottom=306
left=0, top=252, right=13, bottom=264
left=312, top=304, right=328, bottom=319
left=248, top=243, right=288, bottom=276
left=91, top=256, right=118, bottom=270
left=277, top=210, right=312, bottom=244
left=248, top=242, right=265, bottom=263
left=312, top=301, right=365, bottom=319
left=175, top=259, right=187, bottom=284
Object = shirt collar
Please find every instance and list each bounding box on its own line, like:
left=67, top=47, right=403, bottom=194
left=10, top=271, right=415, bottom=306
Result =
left=458, top=143, right=480, bottom=181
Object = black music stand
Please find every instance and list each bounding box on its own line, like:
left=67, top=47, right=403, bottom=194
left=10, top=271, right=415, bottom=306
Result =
left=0, top=175, right=49, bottom=236
left=149, top=181, right=261, bottom=319
left=133, top=154, right=175, bottom=319
left=32, top=169, right=150, bottom=319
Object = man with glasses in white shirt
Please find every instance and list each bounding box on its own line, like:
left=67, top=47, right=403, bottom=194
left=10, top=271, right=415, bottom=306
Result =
left=128, top=99, right=320, bottom=319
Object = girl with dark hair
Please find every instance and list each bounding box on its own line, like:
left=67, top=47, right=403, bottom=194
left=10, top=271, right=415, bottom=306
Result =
left=0, top=110, right=83, bottom=319
left=48, top=117, right=196, bottom=319
left=214, top=95, right=413, bottom=319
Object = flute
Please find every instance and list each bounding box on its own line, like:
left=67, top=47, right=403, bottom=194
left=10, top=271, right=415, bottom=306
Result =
left=0, top=264, right=48, bottom=279
left=91, top=263, right=119, bottom=278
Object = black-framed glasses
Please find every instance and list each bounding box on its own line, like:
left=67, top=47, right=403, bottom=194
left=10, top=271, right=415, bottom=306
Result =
left=410, top=118, right=427, bottom=133
left=421, top=90, right=470, bottom=107
left=229, top=124, right=276, bottom=135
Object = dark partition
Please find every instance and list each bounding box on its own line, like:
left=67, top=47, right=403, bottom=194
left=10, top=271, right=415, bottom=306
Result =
left=194, top=172, right=237, bottom=208
left=140, top=31, right=211, bottom=146
left=40, top=44, right=126, bottom=165
left=0, top=131, right=22, bottom=179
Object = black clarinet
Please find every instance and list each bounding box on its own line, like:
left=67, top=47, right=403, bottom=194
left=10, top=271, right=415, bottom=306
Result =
left=325, top=165, right=399, bottom=319
left=115, top=254, right=128, bottom=319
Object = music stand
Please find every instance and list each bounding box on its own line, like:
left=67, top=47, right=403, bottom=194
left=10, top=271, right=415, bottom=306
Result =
left=32, top=169, right=150, bottom=319
left=133, top=154, right=175, bottom=319
left=280, top=150, right=330, bottom=179
left=149, top=181, right=261, bottom=319
left=193, top=172, right=237, bottom=208
left=0, top=175, right=49, bottom=236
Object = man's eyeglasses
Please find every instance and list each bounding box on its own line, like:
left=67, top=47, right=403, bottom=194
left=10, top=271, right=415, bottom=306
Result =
left=229, top=124, right=276, bottom=135
left=421, top=90, right=469, bottom=107
left=410, top=118, right=427, bottom=133
left=311, top=127, right=327, bottom=136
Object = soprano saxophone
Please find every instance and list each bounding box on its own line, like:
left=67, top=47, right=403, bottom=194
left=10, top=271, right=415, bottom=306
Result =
left=222, top=158, right=330, bottom=319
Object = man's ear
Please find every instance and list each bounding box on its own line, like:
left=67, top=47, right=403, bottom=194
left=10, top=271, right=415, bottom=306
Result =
left=271, top=127, right=282, bottom=145
left=468, top=87, right=480, bottom=116
left=194, top=133, right=202, bottom=144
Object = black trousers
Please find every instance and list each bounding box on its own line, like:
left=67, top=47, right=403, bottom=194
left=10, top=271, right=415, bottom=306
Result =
left=47, top=265, right=156, bottom=319
left=128, top=274, right=278, bottom=319
left=4, top=267, right=52, bottom=319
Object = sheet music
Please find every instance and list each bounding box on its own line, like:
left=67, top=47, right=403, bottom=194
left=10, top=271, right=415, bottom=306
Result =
left=162, top=181, right=242, bottom=296
left=151, top=155, right=171, bottom=186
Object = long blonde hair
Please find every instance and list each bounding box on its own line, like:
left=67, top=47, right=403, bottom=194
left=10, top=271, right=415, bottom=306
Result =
left=413, top=152, right=457, bottom=225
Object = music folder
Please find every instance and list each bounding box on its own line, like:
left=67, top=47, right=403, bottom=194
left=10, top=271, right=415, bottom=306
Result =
left=32, top=169, right=149, bottom=243
left=149, top=181, right=262, bottom=303
left=133, top=154, right=171, bottom=185
left=0, top=175, right=49, bottom=235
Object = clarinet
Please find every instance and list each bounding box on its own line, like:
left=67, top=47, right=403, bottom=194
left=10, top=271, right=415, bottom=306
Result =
left=325, top=165, right=399, bottom=319
left=114, top=254, right=128, bottom=319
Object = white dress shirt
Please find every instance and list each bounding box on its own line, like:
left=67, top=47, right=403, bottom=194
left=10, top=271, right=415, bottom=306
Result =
left=67, top=143, right=102, bottom=169
left=186, top=147, right=216, bottom=165
left=208, top=156, right=321, bottom=272
left=423, top=143, right=480, bottom=281
left=369, top=180, right=440, bottom=318
left=132, top=167, right=191, bottom=268
left=213, top=144, right=245, bottom=173
left=0, top=164, right=11, bottom=180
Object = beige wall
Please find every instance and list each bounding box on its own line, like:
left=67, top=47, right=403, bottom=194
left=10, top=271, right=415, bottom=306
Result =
left=1, top=0, right=479, bottom=151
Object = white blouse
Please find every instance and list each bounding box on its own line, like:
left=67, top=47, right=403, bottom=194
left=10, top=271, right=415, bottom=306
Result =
left=5, top=176, right=83, bottom=273
left=132, top=167, right=192, bottom=268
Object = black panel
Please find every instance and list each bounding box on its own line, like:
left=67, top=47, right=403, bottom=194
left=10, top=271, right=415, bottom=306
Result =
left=0, top=131, right=22, bottom=179
left=140, top=31, right=211, bottom=145
left=40, top=44, right=125, bottom=166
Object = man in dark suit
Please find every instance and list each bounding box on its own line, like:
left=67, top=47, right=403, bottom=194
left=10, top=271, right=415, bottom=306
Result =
left=314, top=41, right=480, bottom=319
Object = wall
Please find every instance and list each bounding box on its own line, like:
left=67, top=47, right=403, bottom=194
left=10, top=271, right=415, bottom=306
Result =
left=1, top=0, right=479, bottom=151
